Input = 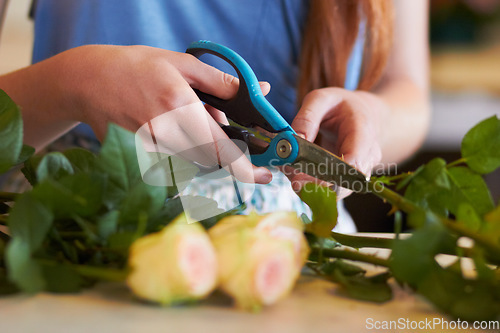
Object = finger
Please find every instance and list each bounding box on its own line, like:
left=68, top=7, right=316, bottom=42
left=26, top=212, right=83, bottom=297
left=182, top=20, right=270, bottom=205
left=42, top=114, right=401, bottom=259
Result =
left=177, top=54, right=240, bottom=100
left=203, top=81, right=269, bottom=125
left=259, top=81, right=271, bottom=96
left=291, top=90, right=344, bottom=142
left=205, top=104, right=229, bottom=125
left=204, top=115, right=272, bottom=184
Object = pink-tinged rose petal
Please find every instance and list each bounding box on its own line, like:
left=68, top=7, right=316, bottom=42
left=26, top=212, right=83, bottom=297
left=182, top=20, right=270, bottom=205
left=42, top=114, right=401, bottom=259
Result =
left=178, top=234, right=217, bottom=296
left=126, top=213, right=217, bottom=305
left=268, top=226, right=303, bottom=254
left=254, top=251, right=295, bottom=305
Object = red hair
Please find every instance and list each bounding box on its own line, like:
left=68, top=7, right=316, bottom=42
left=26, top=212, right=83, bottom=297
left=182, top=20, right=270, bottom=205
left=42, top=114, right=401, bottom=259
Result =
left=298, top=0, right=394, bottom=102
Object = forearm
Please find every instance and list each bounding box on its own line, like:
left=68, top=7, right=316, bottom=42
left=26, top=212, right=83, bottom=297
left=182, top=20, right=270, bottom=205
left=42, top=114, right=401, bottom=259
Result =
left=0, top=54, right=80, bottom=151
left=373, top=75, right=431, bottom=166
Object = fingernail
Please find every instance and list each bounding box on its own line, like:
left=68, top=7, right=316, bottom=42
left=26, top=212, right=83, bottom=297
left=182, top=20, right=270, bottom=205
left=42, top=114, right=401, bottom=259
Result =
left=255, top=168, right=272, bottom=184
left=297, top=133, right=306, bottom=139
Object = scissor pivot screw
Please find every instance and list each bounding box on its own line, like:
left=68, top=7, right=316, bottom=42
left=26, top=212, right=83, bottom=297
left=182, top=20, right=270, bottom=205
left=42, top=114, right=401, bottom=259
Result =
left=276, top=139, right=292, bottom=159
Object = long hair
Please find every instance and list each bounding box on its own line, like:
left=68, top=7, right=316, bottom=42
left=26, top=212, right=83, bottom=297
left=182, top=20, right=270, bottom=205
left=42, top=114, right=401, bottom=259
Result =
left=298, top=0, right=394, bottom=103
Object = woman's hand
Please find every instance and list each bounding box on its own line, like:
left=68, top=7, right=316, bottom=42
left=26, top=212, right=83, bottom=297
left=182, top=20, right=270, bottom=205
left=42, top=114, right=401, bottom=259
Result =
left=2, top=44, right=272, bottom=184
left=287, top=87, right=389, bottom=200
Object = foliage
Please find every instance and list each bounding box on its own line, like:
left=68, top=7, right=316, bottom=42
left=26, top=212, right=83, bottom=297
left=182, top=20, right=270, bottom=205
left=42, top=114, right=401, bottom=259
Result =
left=0, top=90, right=499, bottom=320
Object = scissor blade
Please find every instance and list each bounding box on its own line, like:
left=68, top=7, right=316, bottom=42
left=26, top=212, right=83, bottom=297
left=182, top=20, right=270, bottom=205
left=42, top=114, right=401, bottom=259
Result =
left=291, top=135, right=370, bottom=193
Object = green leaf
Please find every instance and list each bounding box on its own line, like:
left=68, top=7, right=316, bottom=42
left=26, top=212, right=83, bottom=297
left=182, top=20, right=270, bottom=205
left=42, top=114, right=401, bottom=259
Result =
left=63, top=148, right=97, bottom=173
left=0, top=90, right=23, bottom=173
left=462, top=115, right=500, bottom=174
left=417, top=263, right=500, bottom=321
left=299, top=183, right=338, bottom=237
left=5, top=193, right=53, bottom=293
left=41, top=263, right=85, bottom=293
left=404, top=158, right=450, bottom=216
left=5, top=239, right=45, bottom=293
left=36, top=152, right=74, bottom=182
left=146, top=196, right=185, bottom=232
left=21, top=155, right=43, bottom=186
left=318, top=259, right=392, bottom=303
left=445, top=166, right=494, bottom=216
left=16, top=145, right=35, bottom=165
left=97, top=210, right=119, bottom=240
left=98, top=124, right=143, bottom=205
left=390, top=220, right=456, bottom=286
left=118, top=181, right=167, bottom=227
left=456, top=203, right=482, bottom=231
left=108, top=232, right=136, bottom=253
left=7, top=192, right=53, bottom=249
left=32, top=173, right=105, bottom=218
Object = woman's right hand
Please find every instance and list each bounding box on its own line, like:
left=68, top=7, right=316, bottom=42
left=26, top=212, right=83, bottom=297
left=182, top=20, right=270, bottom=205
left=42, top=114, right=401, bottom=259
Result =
left=3, top=45, right=272, bottom=184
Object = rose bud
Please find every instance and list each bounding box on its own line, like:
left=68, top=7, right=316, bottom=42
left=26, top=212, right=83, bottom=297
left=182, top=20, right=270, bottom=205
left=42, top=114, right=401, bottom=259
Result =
left=126, top=213, right=217, bottom=305
left=255, top=212, right=310, bottom=269
left=210, top=224, right=301, bottom=311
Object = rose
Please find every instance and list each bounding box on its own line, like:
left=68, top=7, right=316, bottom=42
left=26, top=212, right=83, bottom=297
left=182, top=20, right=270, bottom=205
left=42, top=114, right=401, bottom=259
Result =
left=126, top=213, right=217, bottom=305
left=211, top=212, right=309, bottom=269
left=255, top=212, right=310, bottom=269
left=209, top=212, right=309, bottom=311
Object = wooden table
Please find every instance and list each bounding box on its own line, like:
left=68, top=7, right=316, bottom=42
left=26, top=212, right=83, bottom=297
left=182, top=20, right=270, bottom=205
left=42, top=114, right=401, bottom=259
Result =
left=0, top=239, right=496, bottom=333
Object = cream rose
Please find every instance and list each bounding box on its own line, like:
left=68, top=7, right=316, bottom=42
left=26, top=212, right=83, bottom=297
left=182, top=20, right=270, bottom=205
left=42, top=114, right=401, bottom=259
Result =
left=126, top=213, right=217, bottom=305
left=209, top=212, right=309, bottom=311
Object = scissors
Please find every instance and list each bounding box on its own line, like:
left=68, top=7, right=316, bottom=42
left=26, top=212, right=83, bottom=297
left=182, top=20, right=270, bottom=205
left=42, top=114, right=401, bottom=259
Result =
left=186, top=40, right=369, bottom=193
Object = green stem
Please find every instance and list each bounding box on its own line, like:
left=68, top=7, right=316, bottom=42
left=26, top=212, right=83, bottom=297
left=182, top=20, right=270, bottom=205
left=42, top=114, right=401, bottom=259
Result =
left=0, top=191, right=17, bottom=202
left=331, top=231, right=394, bottom=249
left=38, top=259, right=128, bottom=281
left=375, top=172, right=414, bottom=183
left=368, top=181, right=416, bottom=213
left=446, top=157, right=467, bottom=169
left=312, top=247, right=390, bottom=268
left=367, top=180, right=500, bottom=259
left=73, top=264, right=129, bottom=282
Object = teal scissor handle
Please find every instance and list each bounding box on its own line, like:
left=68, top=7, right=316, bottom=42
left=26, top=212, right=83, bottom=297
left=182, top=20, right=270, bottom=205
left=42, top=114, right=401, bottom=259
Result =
left=186, top=40, right=299, bottom=167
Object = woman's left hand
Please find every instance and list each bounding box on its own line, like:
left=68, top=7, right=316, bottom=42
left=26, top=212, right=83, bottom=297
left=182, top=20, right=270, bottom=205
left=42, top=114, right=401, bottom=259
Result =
left=286, top=87, right=389, bottom=200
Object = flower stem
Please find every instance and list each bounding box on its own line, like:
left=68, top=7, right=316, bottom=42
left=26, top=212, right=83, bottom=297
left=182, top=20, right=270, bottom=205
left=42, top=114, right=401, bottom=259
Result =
left=73, top=264, right=129, bottom=282
left=311, top=247, right=390, bottom=267
left=367, top=179, right=500, bottom=260
left=446, top=157, right=467, bottom=169
left=368, top=180, right=416, bottom=213
left=331, top=231, right=394, bottom=249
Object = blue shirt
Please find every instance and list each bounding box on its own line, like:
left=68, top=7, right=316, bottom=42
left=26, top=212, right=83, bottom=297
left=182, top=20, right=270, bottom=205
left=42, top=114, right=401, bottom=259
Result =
left=33, top=1, right=364, bottom=132
left=32, top=0, right=311, bottom=136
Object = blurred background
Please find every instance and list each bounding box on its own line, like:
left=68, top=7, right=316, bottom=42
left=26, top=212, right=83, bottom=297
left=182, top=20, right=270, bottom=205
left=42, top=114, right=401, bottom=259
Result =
left=0, top=0, right=499, bottom=232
